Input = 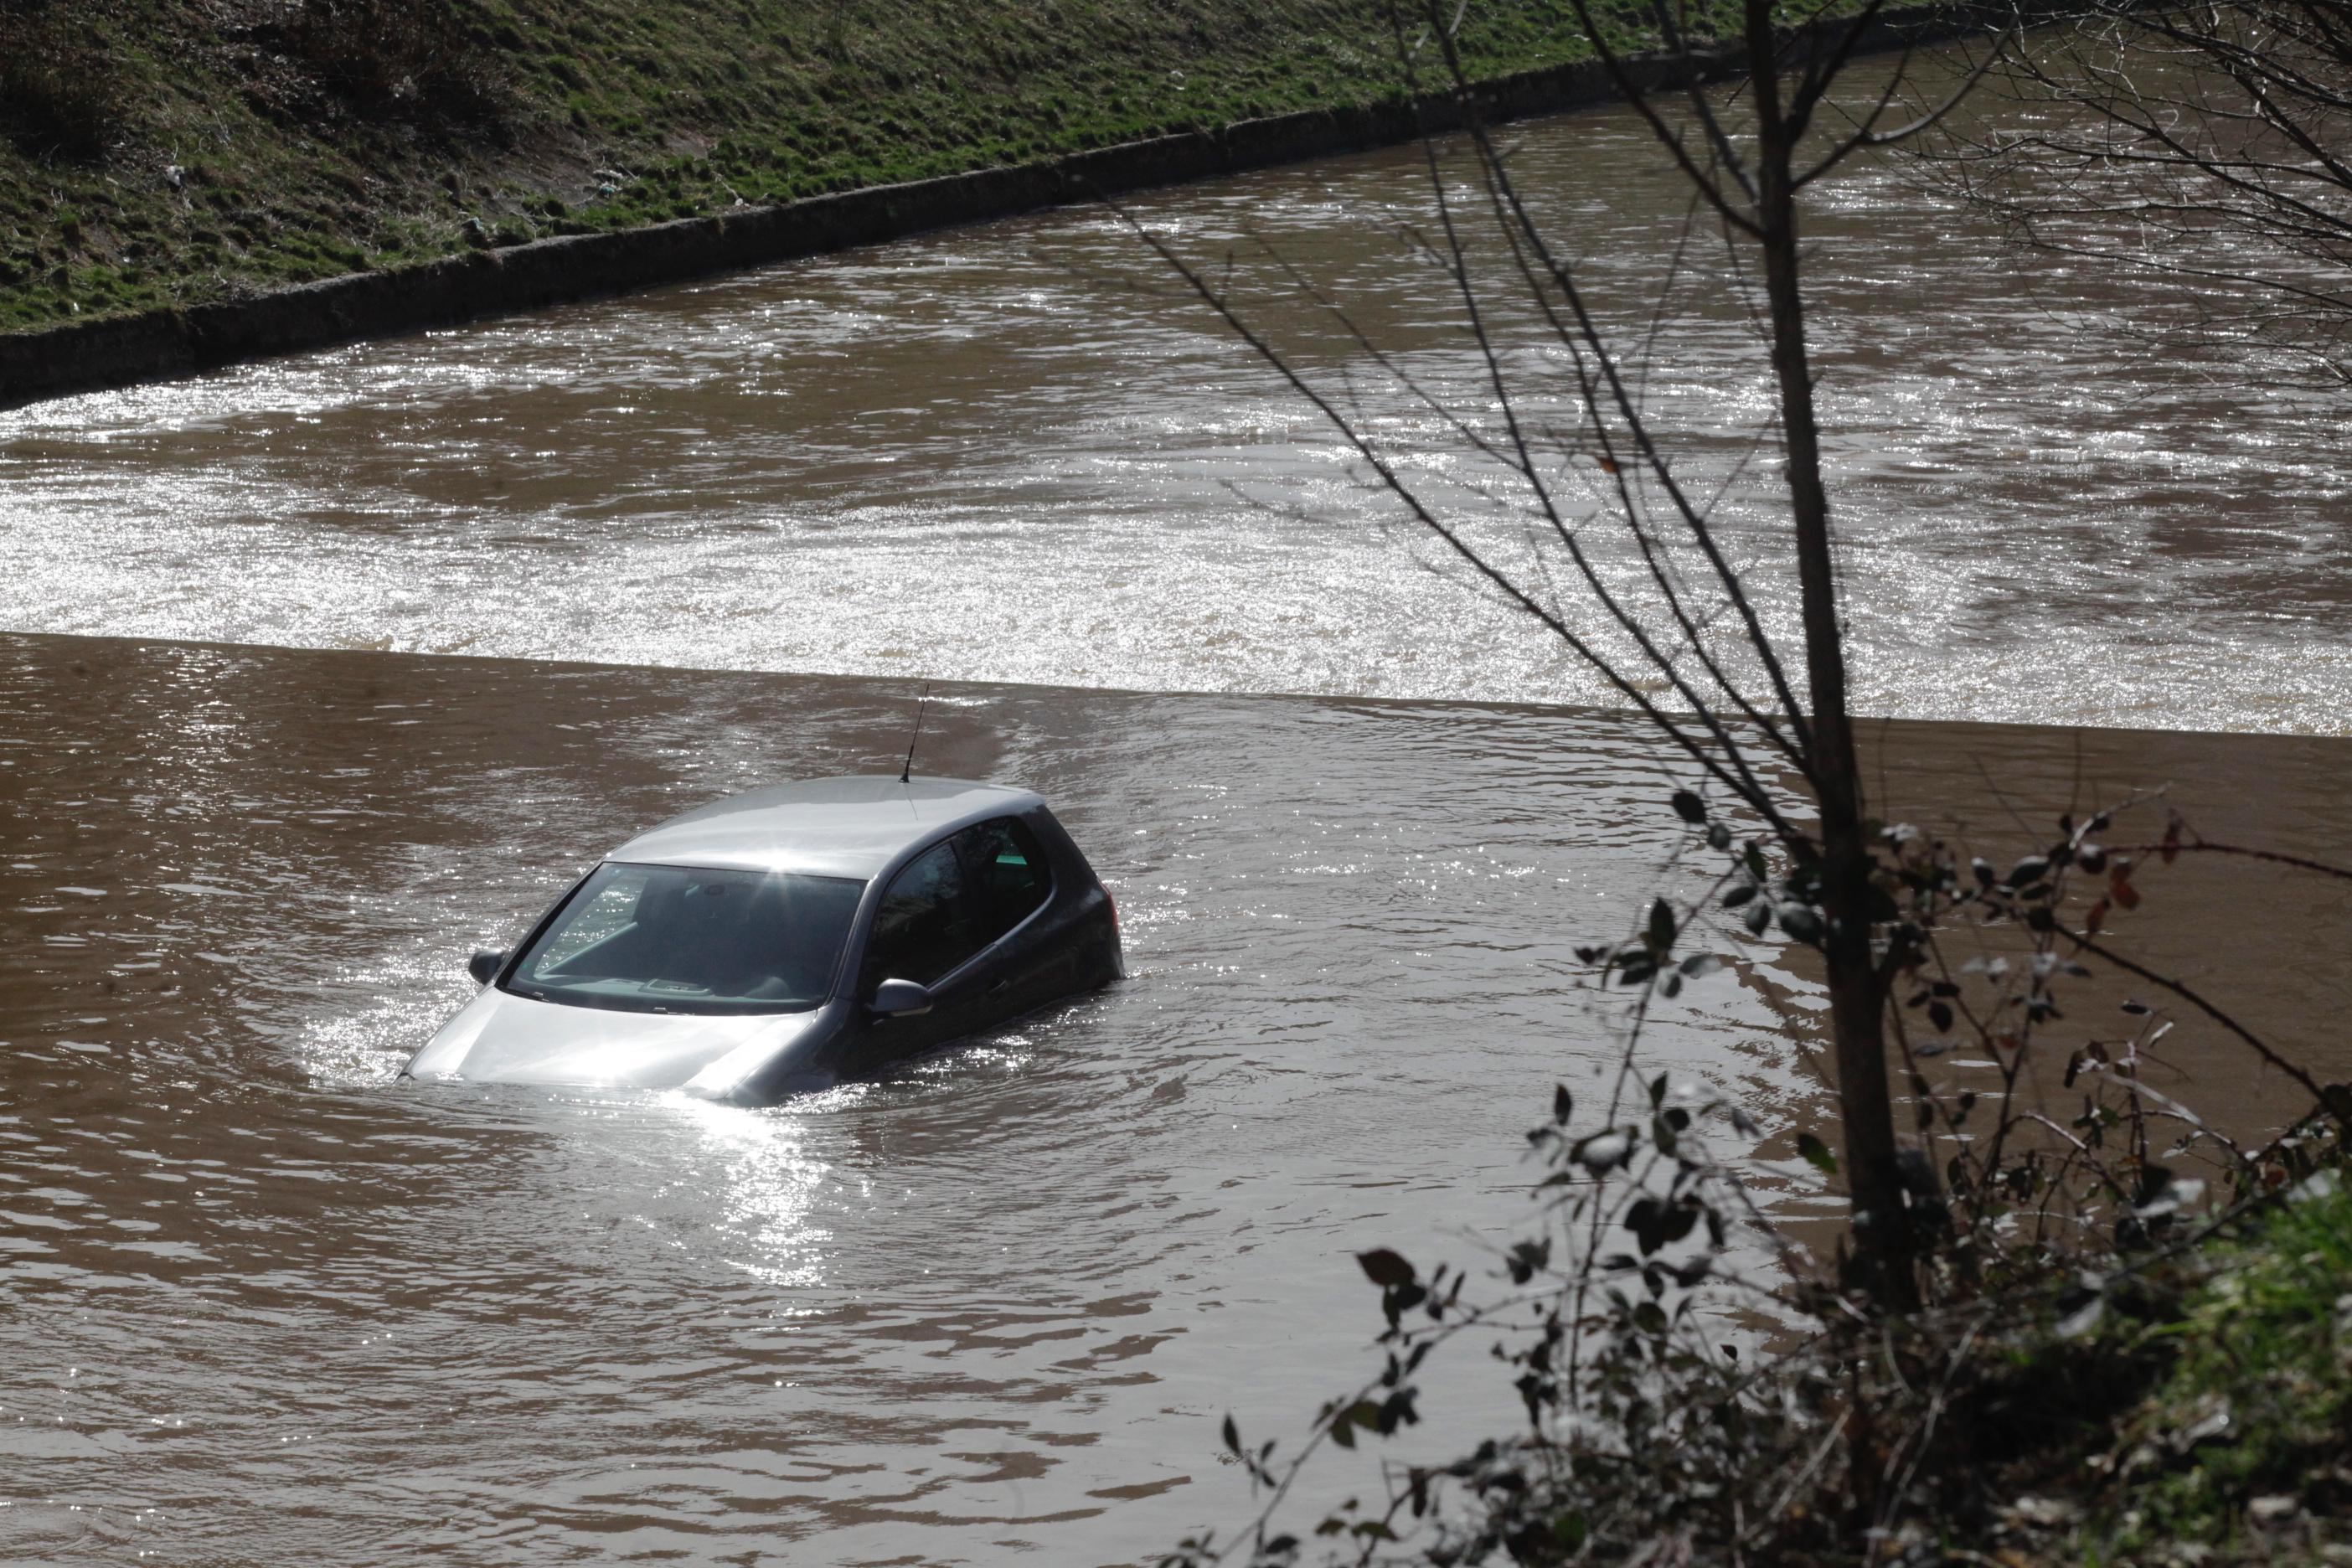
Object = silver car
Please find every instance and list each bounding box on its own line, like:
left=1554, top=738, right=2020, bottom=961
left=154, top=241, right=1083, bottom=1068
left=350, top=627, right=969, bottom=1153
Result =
left=405, top=776, right=1122, bottom=1103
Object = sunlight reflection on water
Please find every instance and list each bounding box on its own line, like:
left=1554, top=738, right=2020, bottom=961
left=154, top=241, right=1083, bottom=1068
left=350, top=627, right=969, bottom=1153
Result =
left=1, top=59, right=2346, bottom=732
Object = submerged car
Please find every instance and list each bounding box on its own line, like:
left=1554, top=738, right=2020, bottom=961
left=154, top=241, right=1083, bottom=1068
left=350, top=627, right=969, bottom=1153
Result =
left=405, top=776, right=1122, bottom=1103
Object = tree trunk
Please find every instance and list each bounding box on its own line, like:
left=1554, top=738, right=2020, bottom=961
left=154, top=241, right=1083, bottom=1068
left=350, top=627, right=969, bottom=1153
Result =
left=1745, top=0, right=1915, bottom=1308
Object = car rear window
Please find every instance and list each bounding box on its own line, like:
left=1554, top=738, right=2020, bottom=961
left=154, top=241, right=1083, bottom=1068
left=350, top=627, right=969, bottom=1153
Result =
left=505, top=862, right=865, bottom=1015
left=961, top=817, right=1052, bottom=946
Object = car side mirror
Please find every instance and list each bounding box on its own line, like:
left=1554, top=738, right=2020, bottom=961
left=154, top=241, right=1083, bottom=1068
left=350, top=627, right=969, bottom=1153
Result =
left=467, top=948, right=508, bottom=986
left=869, top=977, right=934, bottom=1018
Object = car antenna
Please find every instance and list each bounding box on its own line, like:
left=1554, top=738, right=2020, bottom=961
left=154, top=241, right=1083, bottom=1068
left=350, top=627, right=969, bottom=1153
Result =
left=898, top=683, right=930, bottom=784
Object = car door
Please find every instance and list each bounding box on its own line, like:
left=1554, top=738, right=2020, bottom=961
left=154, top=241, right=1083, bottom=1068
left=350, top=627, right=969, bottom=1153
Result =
left=848, top=836, right=993, bottom=1068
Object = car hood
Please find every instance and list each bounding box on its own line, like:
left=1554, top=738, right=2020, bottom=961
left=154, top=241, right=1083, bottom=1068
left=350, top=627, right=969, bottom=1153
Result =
left=406, top=987, right=823, bottom=1092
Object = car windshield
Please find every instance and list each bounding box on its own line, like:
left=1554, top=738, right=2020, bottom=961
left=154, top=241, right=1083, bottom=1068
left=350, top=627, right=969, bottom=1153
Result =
left=503, top=862, right=866, bottom=1015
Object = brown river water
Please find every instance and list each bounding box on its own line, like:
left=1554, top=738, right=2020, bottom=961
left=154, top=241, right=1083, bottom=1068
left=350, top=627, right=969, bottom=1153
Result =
left=2, top=49, right=2349, bottom=1568
left=3, top=635, right=2347, bottom=1565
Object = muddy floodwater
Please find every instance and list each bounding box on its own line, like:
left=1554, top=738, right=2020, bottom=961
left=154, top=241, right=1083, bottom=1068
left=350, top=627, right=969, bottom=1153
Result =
left=3, top=634, right=2349, bottom=1564
left=3, top=40, right=2352, bottom=1568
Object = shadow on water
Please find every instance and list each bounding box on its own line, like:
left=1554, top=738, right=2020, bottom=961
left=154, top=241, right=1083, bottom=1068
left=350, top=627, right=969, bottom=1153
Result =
left=1, top=632, right=2347, bottom=1563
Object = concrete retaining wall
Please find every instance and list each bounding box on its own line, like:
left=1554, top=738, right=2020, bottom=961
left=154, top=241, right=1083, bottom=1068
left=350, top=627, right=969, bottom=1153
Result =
left=0, top=8, right=1988, bottom=410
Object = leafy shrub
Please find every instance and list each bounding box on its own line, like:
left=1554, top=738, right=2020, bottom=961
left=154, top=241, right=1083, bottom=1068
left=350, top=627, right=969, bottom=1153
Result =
left=1167, top=790, right=2352, bottom=1567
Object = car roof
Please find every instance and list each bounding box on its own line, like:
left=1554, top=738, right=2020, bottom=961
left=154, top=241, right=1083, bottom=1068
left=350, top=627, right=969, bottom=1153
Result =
left=606, top=776, right=1045, bottom=881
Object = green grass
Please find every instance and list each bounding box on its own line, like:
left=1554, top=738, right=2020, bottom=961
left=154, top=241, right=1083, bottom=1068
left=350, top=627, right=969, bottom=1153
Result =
left=2088, top=1173, right=2352, bottom=1560
left=0, top=0, right=1680, bottom=334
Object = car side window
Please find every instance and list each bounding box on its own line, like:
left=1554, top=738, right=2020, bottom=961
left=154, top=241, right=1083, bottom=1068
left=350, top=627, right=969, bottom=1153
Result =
left=861, top=838, right=983, bottom=991
left=957, top=817, right=1052, bottom=946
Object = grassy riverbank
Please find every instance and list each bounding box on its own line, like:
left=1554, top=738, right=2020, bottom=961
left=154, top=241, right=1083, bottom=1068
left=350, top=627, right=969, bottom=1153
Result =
left=0, top=0, right=1611, bottom=333
left=2002, top=1170, right=2352, bottom=1564
left=1780, top=1163, right=2352, bottom=1565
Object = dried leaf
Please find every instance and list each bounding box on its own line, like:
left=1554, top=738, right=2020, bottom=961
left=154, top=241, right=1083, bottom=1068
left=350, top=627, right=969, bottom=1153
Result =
left=2055, top=1293, right=2105, bottom=1338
